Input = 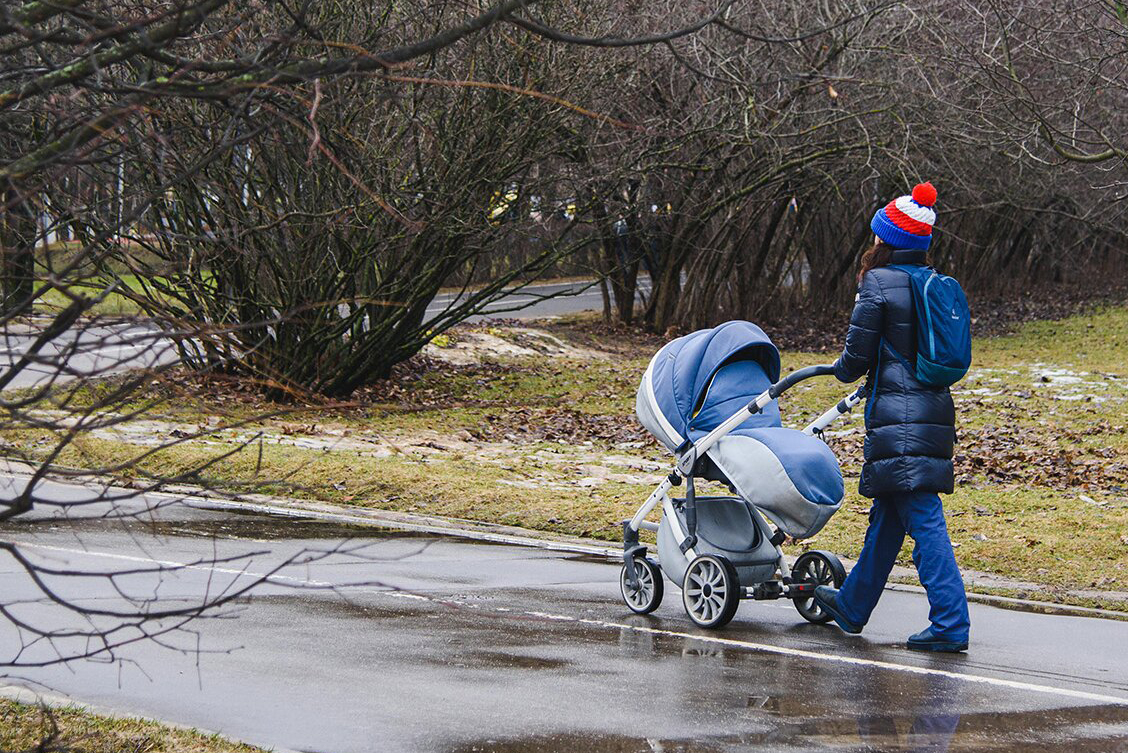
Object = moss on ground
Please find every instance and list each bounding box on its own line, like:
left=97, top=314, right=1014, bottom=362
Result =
left=34, top=273, right=168, bottom=318
left=0, top=697, right=265, bottom=753
left=7, top=306, right=1128, bottom=602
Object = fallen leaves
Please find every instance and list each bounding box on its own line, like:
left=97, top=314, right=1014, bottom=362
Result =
left=953, top=423, right=1128, bottom=491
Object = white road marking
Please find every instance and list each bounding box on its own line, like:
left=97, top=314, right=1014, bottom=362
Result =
left=7, top=539, right=1128, bottom=707
left=8, top=540, right=338, bottom=592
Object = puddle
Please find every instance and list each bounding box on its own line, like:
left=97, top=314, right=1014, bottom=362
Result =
left=447, top=734, right=723, bottom=752
left=2, top=512, right=431, bottom=541
left=766, top=702, right=1128, bottom=752
left=444, top=702, right=1128, bottom=752
left=445, top=650, right=572, bottom=671
left=149, top=517, right=402, bottom=540
left=273, top=596, right=424, bottom=621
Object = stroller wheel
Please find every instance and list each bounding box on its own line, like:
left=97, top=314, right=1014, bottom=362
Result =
left=681, top=555, right=741, bottom=629
left=791, top=550, right=847, bottom=624
left=620, top=557, right=664, bottom=614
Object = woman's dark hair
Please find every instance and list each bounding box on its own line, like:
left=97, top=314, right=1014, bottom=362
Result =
left=857, top=240, right=934, bottom=284
left=857, top=240, right=895, bottom=284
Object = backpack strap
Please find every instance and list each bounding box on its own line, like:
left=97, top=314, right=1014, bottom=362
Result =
left=885, top=263, right=921, bottom=365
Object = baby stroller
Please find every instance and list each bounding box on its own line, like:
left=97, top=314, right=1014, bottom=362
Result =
left=621, top=320, right=865, bottom=629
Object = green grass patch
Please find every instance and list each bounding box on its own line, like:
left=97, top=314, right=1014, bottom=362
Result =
left=0, top=697, right=266, bottom=753
left=32, top=268, right=199, bottom=318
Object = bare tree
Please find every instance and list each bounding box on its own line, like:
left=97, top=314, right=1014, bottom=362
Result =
left=602, top=0, right=1128, bottom=332
left=0, top=0, right=759, bottom=679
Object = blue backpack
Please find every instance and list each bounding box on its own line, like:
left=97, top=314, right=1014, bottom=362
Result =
left=889, top=265, right=972, bottom=387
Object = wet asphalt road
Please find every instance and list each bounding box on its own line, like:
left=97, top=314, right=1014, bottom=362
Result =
left=426, top=278, right=650, bottom=322
left=1, top=476, right=1127, bottom=753
left=0, top=321, right=176, bottom=390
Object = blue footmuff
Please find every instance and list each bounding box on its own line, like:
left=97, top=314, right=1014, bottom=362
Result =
left=690, top=357, right=844, bottom=539
left=708, top=428, right=843, bottom=539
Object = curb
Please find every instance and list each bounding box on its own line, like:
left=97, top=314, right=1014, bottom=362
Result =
left=884, top=583, right=1128, bottom=622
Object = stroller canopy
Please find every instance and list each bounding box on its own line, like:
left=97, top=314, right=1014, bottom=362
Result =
left=637, top=320, right=781, bottom=449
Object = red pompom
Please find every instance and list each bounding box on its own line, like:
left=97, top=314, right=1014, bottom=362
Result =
left=912, top=181, right=937, bottom=207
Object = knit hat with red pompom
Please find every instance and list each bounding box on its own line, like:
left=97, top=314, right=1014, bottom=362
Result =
left=871, top=182, right=938, bottom=251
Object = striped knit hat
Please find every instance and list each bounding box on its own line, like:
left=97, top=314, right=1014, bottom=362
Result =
left=871, top=182, right=937, bottom=251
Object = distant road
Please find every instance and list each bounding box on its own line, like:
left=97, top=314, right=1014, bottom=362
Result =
left=426, top=276, right=652, bottom=322
left=0, top=321, right=176, bottom=391
left=0, top=277, right=640, bottom=388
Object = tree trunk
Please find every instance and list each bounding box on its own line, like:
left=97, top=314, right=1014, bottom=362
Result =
left=1, top=187, right=37, bottom=317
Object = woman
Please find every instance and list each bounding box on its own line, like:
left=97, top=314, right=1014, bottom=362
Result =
left=813, top=181, right=970, bottom=653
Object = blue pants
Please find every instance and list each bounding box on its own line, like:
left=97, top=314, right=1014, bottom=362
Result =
left=836, top=492, right=970, bottom=640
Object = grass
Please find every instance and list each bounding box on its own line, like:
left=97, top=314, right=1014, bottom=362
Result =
left=8, top=306, right=1128, bottom=604
left=0, top=697, right=266, bottom=753
left=34, top=273, right=153, bottom=318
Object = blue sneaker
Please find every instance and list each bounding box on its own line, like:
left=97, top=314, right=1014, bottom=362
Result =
left=907, top=627, right=968, bottom=653
left=813, top=586, right=862, bottom=634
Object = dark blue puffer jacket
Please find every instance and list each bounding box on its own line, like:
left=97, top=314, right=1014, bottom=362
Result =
left=833, top=249, right=956, bottom=497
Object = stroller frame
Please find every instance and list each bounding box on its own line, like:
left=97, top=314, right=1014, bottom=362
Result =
left=621, top=363, right=866, bottom=628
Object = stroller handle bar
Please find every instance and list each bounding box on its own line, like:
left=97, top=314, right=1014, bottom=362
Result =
left=675, top=363, right=839, bottom=476
left=802, top=384, right=867, bottom=436
left=769, top=364, right=837, bottom=399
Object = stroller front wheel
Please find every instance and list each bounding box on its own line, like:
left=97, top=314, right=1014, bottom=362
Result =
left=682, top=554, right=741, bottom=629
left=620, top=556, right=664, bottom=614
left=791, top=550, right=846, bottom=624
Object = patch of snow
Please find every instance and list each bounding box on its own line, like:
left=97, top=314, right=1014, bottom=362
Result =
left=422, top=327, right=607, bottom=365
left=954, top=387, right=1004, bottom=396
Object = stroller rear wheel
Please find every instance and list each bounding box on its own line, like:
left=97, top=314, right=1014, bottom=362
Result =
left=620, top=556, right=663, bottom=614
left=682, top=555, right=741, bottom=629
left=791, top=550, right=846, bottom=623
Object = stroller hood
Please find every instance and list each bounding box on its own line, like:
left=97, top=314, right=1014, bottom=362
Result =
left=635, top=320, right=781, bottom=450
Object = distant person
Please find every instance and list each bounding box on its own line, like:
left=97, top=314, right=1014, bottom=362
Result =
left=813, top=182, right=971, bottom=652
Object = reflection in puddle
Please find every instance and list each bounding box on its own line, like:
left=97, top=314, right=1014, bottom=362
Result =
left=448, top=734, right=723, bottom=752
left=680, top=640, right=724, bottom=660
left=746, top=695, right=780, bottom=713
left=856, top=711, right=960, bottom=752
left=855, top=672, right=962, bottom=752
left=449, top=704, right=1128, bottom=752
